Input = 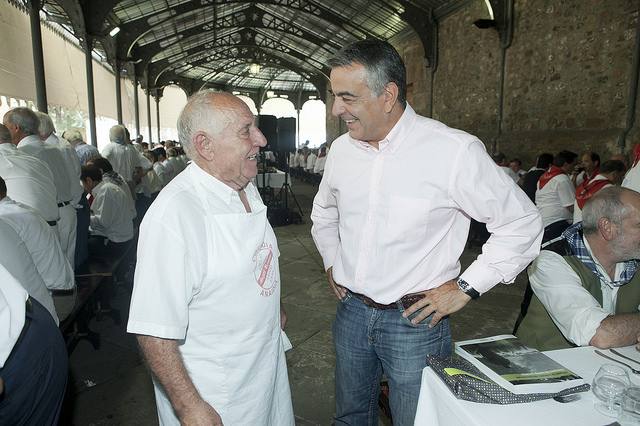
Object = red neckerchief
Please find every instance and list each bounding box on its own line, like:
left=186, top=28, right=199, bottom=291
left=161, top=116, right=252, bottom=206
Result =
left=575, top=177, right=611, bottom=209
left=584, top=167, right=599, bottom=185
left=633, top=144, right=640, bottom=167
left=538, top=166, right=564, bottom=189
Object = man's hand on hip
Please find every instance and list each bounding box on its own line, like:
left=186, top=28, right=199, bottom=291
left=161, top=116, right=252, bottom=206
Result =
left=180, top=399, right=223, bottom=426
left=327, top=267, right=347, bottom=300
left=402, top=279, right=471, bottom=327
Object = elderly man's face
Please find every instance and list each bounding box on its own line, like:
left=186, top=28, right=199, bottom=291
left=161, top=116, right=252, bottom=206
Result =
left=612, top=194, right=640, bottom=261
left=330, top=63, right=391, bottom=144
left=209, top=100, right=267, bottom=188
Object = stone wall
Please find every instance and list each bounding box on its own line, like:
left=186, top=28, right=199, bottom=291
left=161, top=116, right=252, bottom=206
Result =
left=383, top=0, right=640, bottom=166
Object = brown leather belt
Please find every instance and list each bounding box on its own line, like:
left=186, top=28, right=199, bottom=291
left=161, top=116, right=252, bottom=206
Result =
left=350, top=291, right=426, bottom=310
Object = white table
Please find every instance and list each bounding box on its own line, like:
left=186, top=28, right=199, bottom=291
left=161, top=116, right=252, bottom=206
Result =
left=414, top=346, right=640, bottom=426
left=253, top=170, right=290, bottom=189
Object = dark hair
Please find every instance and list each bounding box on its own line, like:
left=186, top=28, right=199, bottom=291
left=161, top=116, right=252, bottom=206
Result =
left=509, top=158, right=522, bottom=166
left=536, top=153, right=554, bottom=169
left=0, top=176, right=6, bottom=198
left=81, top=165, right=102, bottom=182
left=553, top=150, right=578, bottom=167
left=153, top=147, right=166, bottom=158
left=585, top=151, right=601, bottom=165
left=87, top=157, right=114, bottom=174
left=600, top=160, right=626, bottom=174
left=492, top=152, right=506, bottom=163
left=328, top=39, right=407, bottom=108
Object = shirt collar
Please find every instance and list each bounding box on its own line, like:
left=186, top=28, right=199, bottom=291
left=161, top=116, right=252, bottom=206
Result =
left=348, top=103, right=416, bottom=153
left=190, top=162, right=238, bottom=206
left=17, top=134, right=42, bottom=148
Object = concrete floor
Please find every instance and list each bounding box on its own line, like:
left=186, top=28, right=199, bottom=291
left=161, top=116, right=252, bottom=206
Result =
left=66, top=177, right=528, bottom=425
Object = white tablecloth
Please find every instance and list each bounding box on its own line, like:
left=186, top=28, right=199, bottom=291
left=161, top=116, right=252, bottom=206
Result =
left=254, top=170, right=290, bottom=189
left=415, top=345, right=640, bottom=426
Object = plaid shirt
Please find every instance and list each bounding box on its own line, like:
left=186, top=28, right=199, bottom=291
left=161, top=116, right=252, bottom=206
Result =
left=561, top=222, right=638, bottom=287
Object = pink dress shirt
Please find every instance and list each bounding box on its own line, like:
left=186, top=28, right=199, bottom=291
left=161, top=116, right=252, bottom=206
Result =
left=311, top=104, right=543, bottom=304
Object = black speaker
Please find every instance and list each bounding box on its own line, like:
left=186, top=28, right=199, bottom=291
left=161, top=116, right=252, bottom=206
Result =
left=277, top=117, right=296, bottom=153
left=258, top=115, right=278, bottom=150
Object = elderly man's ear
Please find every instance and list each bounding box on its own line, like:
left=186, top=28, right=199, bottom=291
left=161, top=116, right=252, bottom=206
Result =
left=193, top=132, right=215, bottom=161
left=597, top=217, right=616, bottom=241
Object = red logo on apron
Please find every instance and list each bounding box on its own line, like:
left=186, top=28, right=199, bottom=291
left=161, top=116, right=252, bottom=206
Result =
left=253, top=243, right=277, bottom=297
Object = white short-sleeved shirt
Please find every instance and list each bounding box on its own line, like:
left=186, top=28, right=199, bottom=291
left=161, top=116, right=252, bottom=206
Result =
left=45, top=134, right=83, bottom=207
left=89, top=180, right=135, bottom=242
left=535, top=174, right=575, bottom=227
left=0, top=143, right=59, bottom=222
left=101, top=142, right=139, bottom=182
left=0, top=220, right=57, bottom=324
left=0, top=197, right=74, bottom=293
left=529, top=237, right=633, bottom=346
left=0, top=264, right=28, bottom=368
left=17, top=135, right=72, bottom=203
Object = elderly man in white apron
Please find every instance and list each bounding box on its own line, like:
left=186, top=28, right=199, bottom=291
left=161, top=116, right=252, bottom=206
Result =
left=127, top=91, right=294, bottom=425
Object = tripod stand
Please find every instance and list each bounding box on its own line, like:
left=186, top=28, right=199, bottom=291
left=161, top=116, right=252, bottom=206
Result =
left=276, top=154, right=303, bottom=222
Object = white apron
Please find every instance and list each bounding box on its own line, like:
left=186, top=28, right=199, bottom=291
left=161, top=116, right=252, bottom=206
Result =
left=155, top=183, right=294, bottom=425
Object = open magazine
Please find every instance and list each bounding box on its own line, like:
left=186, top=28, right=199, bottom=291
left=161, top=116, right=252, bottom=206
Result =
left=454, top=335, right=584, bottom=394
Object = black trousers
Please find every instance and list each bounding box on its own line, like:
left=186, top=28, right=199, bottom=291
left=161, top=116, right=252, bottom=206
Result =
left=0, top=298, right=68, bottom=425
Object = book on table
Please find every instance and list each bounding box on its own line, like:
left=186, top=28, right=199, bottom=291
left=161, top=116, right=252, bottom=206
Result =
left=454, top=334, right=585, bottom=394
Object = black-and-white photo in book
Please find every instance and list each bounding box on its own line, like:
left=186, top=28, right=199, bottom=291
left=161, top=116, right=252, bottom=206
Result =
left=454, top=335, right=584, bottom=394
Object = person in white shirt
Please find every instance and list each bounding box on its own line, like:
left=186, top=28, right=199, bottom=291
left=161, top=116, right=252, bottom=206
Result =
left=3, top=108, right=78, bottom=266
left=573, top=151, right=600, bottom=188
left=0, top=124, right=59, bottom=225
left=81, top=164, right=135, bottom=257
left=135, top=151, right=163, bottom=219
left=311, top=39, right=542, bottom=425
left=508, top=158, right=527, bottom=180
left=150, top=148, right=170, bottom=186
left=157, top=147, right=177, bottom=182
left=166, top=147, right=184, bottom=175
left=0, top=263, right=68, bottom=425
left=535, top=150, right=578, bottom=242
left=313, top=146, right=327, bottom=175
left=101, top=125, right=141, bottom=190
left=37, top=112, right=83, bottom=268
left=87, top=157, right=137, bottom=223
left=305, top=149, right=317, bottom=172
left=127, top=91, right=294, bottom=426
left=517, top=187, right=640, bottom=351
left=623, top=144, right=640, bottom=192
left=0, top=178, right=74, bottom=324
left=572, top=160, right=626, bottom=223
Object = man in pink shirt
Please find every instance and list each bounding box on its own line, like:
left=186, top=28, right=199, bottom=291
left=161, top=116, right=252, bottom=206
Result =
left=311, top=39, right=543, bottom=425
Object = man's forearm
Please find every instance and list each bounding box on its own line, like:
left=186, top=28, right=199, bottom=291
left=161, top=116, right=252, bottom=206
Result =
left=137, top=335, right=210, bottom=418
left=590, top=313, right=640, bottom=349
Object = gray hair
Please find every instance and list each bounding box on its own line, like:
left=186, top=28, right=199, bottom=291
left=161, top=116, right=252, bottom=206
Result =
left=63, top=128, right=84, bottom=145
left=177, top=89, right=233, bottom=158
left=582, top=186, right=632, bottom=234
left=109, top=125, right=127, bottom=145
left=35, top=111, right=55, bottom=138
left=4, top=107, right=39, bottom=136
left=0, top=124, right=12, bottom=144
left=328, top=39, right=407, bottom=108
left=167, top=147, right=177, bottom=157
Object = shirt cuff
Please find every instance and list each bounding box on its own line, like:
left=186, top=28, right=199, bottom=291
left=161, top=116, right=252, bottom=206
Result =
left=127, top=320, right=186, bottom=340
left=459, top=260, right=504, bottom=295
left=568, top=310, right=610, bottom=347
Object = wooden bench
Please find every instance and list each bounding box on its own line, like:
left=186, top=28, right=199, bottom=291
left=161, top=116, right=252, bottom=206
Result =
left=58, top=239, right=136, bottom=354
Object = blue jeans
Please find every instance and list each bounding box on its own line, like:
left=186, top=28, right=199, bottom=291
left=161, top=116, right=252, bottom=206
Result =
left=333, top=293, right=451, bottom=426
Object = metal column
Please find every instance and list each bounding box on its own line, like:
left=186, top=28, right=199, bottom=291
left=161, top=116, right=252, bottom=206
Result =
left=146, top=88, right=152, bottom=145
left=84, top=35, right=97, bottom=147
left=133, top=75, right=140, bottom=138
left=155, top=93, right=161, bottom=143
left=115, top=61, right=123, bottom=124
left=28, top=0, right=47, bottom=112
